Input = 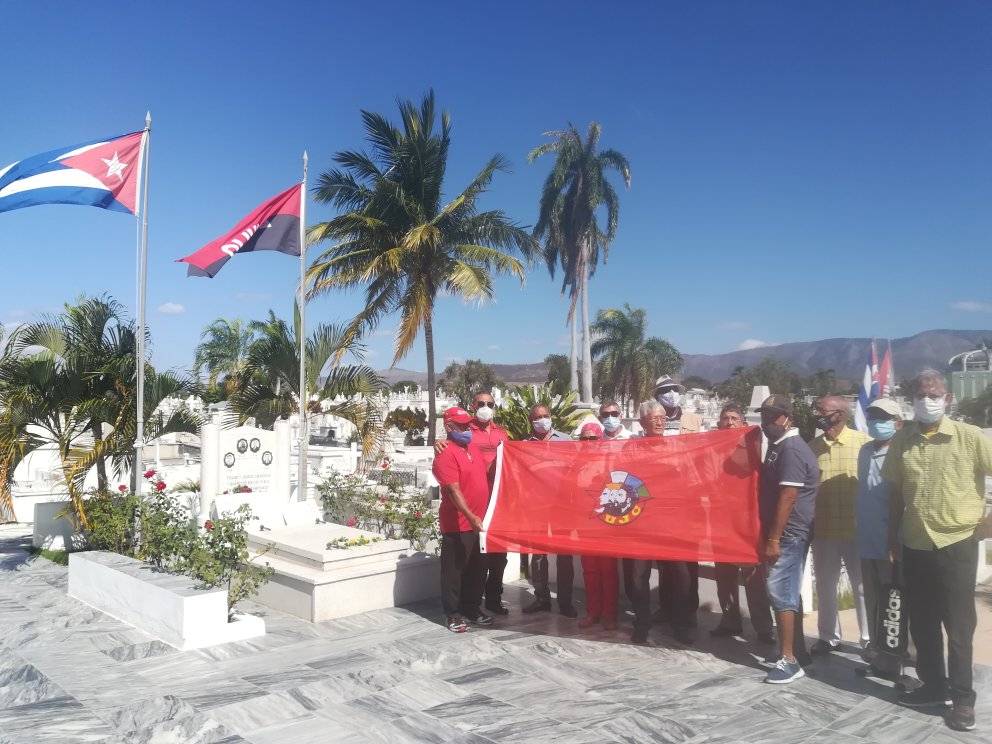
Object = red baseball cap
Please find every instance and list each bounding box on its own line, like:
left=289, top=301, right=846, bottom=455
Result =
left=580, top=422, right=604, bottom=438
left=443, top=407, right=473, bottom=425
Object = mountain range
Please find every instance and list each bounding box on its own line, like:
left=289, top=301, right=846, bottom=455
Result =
left=377, top=329, right=991, bottom=388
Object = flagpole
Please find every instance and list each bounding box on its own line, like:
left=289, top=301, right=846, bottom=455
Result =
left=134, top=112, right=151, bottom=490
left=297, top=150, right=308, bottom=502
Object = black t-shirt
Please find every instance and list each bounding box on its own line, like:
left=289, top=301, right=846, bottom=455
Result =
left=759, top=429, right=820, bottom=539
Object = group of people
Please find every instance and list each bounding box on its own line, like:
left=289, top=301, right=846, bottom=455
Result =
left=431, top=369, right=991, bottom=734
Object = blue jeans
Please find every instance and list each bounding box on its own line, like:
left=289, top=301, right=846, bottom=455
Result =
left=765, top=534, right=810, bottom=613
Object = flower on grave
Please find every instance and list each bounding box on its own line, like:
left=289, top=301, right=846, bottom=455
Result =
left=204, top=520, right=214, bottom=531
left=414, top=511, right=422, bottom=519
left=118, top=484, right=128, bottom=493
left=154, top=480, right=167, bottom=492
left=346, top=516, right=357, bottom=527
left=143, top=469, right=156, bottom=479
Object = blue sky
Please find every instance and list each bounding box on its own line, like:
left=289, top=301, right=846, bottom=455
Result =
left=1, top=1, right=989, bottom=375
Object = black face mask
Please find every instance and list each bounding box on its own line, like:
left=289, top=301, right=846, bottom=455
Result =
left=762, top=422, right=787, bottom=441
left=815, top=413, right=837, bottom=431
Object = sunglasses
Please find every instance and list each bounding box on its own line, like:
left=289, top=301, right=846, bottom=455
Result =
left=474, top=401, right=495, bottom=408
left=579, top=436, right=599, bottom=441
left=600, top=411, right=621, bottom=417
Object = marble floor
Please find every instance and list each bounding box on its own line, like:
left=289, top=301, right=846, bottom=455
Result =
left=1, top=529, right=988, bottom=744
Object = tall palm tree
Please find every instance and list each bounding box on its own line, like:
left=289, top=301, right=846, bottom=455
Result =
left=529, top=122, right=631, bottom=403
left=194, top=318, right=255, bottom=393
left=307, top=90, right=538, bottom=444
left=230, top=305, right=385, bottom=459
left=591, top=304, right=682, bottom=415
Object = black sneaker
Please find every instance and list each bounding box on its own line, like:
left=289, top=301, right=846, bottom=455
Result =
left=897, top=686, right=952, bottom=709
left=763, top=652, right=812, bottom=670
left=710, top=624, right=742, bottom=638
left=673, top=627, right=695, bottom=646
left=558, top=604, right=578, bottom=618
left=523, top=599, right=551, bottom=614
left=630, top=628, right=649, bottom=645
left=485, top=601, right=510, bottom=616
left=945, top=704, right=976, bottom=732
left=810, top=640, right=838, bottom=655
left=466, top=612, right=494, bottom=626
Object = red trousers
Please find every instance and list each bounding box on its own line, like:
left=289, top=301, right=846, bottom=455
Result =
left=580, top=555, right=619, bottom=619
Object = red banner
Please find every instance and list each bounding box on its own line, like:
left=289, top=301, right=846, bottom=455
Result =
left=482, top=427, right=762, bottom=563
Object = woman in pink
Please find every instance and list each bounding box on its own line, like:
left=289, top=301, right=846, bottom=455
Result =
left=576, top=422, right=620, bottom=631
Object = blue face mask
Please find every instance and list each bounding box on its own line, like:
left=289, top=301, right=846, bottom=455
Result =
left=602, top=416, right=621, bottom=432
left=449, top=429, right=472, bottom=446
left=868, top=419, right=897, bottom=441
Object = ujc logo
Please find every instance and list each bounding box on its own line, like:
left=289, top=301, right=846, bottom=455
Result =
left=595, top=470, right=652, bottom=526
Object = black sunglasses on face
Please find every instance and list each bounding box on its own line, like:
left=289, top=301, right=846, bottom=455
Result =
left=474, top=401, right=495, bottom=408
left=600, top=411, right=620, bottom=418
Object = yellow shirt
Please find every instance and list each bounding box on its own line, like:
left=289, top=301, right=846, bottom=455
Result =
left=882, top=416, right=992, bottom=550
left=810, top=426, right=872, bottom=541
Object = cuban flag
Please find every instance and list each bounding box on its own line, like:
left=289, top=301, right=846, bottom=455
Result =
left=0, top=131, right=145, bottom=215
left=177, top=184, right=302, bottom=277
left=854, top=340, right=893, bottom=432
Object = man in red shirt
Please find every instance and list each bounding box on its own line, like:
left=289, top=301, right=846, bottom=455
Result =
left=432, top=406, right=495, bottom=633
left=437, top=390, right=512, bottom=614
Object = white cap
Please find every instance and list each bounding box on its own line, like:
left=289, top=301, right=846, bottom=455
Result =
left=867, top=397, right=902, bottom=420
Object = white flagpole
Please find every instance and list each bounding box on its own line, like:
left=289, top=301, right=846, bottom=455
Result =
left=134, top=112, right=151, bottom=490
left=297, top=150, right=309, bottom=502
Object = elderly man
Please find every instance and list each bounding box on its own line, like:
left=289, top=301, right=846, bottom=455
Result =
left=809, top=395, right=871, bottom=655
left=653, top=375, right=703, bottom=435
left=436, top=390, right=511, bottom=615
left=884, top=370, right=992, bottom=732
left=523, top=404, right=577, bottom=617
left=855, top=397, right=905, bottom=678
left=711, top=402, right=775, bottom=644
left=757, top=394, right=820, bottom=684
left=627, top=400, right=698, bottom=644
left=598, top=399, right=633, bottom=440
left=432, top=407, right=494, bottom=633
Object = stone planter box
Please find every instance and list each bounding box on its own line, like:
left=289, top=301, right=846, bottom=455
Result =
left=247, top=524, right=440, bottom=622
left=68, top=551, right=265, bottom=650
left=33, top=498, right=85, bottom=551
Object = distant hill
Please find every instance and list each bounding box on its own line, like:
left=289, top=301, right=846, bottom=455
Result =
left=378, top=329, right=992, bottom=388
left=680, top=329, right=992, bottom=382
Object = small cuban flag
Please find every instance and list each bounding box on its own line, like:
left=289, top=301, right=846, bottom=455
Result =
left=0, top=131, right=145, bottom=215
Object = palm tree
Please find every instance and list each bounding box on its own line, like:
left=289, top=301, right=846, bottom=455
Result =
left=529, top=122, right=631, bottom=403
left=230, top=305, right=385, bottom=459
left=194, top=318, right=255, bottom=395
left=307, top=90, right=538, bottom=444
left=590, top=304, right=682, bottom=415
left=0, top=297, right=201, bottom=526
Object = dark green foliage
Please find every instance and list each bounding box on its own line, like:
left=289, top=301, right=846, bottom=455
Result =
left=495, top=384, right=585, bottom=441
left=438, top=359, right=503, bottom=408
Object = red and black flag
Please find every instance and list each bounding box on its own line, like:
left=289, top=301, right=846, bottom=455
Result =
left=178, top=184, right=302, bottom=277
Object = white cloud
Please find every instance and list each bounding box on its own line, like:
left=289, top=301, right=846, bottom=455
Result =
left=719, top=321, right=750, bottom=331
left=157, top=302, right=185, bottom=315
left=951, top=300, right=992, bottom=313
left=737, top=338, right=777, bottom=351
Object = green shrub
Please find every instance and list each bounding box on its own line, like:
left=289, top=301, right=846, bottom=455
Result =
left=318, top=470, right=439, bottom=553
left=83, top=490, right=141, bottom=556
left=180, top=505, right=274, bottom=619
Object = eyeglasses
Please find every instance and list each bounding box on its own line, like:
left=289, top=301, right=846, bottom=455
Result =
left=474, top=401, right=495, bottom=408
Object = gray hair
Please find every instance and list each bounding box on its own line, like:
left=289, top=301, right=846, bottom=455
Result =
left=638, top=399, right=665, bottom=418
left=815, top=395, right=851, bottom=421
left=913, top=368, right=947, bottom=395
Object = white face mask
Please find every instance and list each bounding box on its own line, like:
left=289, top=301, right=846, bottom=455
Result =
left=913, top=396, right=945, bottom=424
left=602, top=416, right=621, bottom=432
left=474, top=405, right=494, bottom=423
left=532, top=417, right=552, bottom=434
left=657, top=390, right=680, bottom=408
